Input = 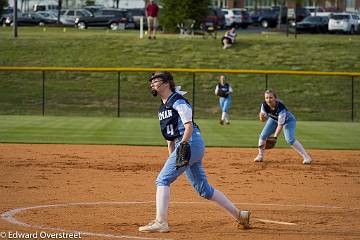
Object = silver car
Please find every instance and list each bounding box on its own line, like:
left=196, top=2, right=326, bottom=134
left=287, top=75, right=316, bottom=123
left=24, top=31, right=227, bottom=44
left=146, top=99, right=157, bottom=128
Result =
left=60, top=9, right=93, bottom=26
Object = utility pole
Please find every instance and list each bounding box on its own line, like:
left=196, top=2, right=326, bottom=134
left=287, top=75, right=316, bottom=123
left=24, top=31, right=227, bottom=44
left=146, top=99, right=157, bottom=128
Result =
left=13, top=0, right=18, bottom=38
left=57, top=0, right=62, bottom=26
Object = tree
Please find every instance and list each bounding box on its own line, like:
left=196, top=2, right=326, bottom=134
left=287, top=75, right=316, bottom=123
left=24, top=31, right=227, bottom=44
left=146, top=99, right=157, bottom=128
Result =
left=0, top=0, right=9, bottom=15
left=159, top=0, right=210, bottom=33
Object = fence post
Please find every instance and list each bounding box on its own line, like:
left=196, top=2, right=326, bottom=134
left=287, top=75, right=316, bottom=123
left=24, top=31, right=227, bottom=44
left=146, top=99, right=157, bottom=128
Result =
left=265, top=74, right=268, bottom=90
left=352, top=76, right=354, bottom=122
left=192, top=72, right=195, bottom=117
left=42, top=71, right=45, bottom=116
left=117, top=72, right=121, bottom=118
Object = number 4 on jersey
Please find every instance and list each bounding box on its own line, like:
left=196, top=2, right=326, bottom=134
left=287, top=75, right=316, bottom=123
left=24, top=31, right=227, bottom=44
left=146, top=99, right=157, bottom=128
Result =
left=167, top=124, right=174, bottom=135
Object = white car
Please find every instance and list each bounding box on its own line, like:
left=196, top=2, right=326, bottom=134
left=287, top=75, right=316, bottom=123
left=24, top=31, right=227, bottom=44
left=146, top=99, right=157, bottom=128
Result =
left=221, top=8, right=251, bottom=29
left=328, top=13, right=359, bottom=34
left=304, top=6, right=332, bottom=17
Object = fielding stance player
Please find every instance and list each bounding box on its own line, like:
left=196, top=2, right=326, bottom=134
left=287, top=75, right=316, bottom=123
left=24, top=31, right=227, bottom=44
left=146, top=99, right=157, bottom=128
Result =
left=139, top=72, right=251, bottom=233
left=254, top=89, right=313, bottom=164
left=215, top=75, right=233, bottom=125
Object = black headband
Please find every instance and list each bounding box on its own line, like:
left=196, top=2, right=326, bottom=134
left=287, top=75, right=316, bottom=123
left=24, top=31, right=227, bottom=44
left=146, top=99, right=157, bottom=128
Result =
left=148, top=72, right=173, bottom=82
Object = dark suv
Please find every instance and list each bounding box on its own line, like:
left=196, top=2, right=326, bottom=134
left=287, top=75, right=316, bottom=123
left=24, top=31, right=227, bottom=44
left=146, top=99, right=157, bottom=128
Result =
left=288, top=7, right=311, bottom=23
left=205, top=8, right=226, bottom=29
left=250, top=9, right=278, bottom=28
left=92, top=9, right=135, bottom=29
left=126, top=8, right=147, bottom=29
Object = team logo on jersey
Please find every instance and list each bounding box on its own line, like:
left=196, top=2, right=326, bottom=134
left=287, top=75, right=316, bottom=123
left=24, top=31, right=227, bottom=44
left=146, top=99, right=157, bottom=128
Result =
left=268, top=113, right=278, bottom=119
left=158, top=110, right=173, bottom=120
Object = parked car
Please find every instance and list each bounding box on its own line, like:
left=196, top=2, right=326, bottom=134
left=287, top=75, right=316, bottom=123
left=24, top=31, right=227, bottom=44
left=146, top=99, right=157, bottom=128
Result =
left=126, top=8, right=147, bottom=29
left=328, top=13, right=359, bottom=34
left=60, top=9, right=93, bottom=26
left=250, top=9, right=278, bottom=28
left=75, top=15, right=127, bottom=30
left=304, top=6, right=324, bottom=16
left=4, top=12, right=57, bottom=26
left=271, top=5, right=287, bottom=23
left=35, top=11, right=58, bottom=21
left=33, top=4, right=58, bottom=12
left=288, top=7, right=311, bottom=23
left=93, top=9, right=135, bottom=29
left=221, top=8, right=251, bottom=29
left=292, top=16, right=329, bottom=33
left=356, top=12, right=360, bottom=25
left=83, top=5, right=105, bottom=14
left=1, top=7, right=21, bottom=25
left=205, top=7, right=226, bottom=29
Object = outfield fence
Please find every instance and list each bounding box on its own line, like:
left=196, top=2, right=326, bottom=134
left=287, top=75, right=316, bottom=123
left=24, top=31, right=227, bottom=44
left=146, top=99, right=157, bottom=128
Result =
left=0, top=66, right=359, bottom=121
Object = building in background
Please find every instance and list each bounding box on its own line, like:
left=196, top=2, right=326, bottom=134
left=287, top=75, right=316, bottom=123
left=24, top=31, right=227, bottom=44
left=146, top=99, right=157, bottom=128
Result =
left=211, top=0, right=360, bottom=11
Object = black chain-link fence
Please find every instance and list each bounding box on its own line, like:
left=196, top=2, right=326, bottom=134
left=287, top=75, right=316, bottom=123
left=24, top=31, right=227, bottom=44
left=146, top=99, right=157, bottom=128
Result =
left=0, top=69, right=358, bottom=121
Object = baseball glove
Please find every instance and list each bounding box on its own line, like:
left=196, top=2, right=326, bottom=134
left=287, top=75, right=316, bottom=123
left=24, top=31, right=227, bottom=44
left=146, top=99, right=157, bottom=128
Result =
left=217, top=89, right=227, bottom=97
left=261, top=136, right=277, bottom=149
left=176, top=142, right=191, bottom=169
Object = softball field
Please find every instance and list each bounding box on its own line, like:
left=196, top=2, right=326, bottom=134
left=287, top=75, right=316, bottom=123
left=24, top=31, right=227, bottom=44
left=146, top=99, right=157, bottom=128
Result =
left=0, top=144, right=359, bottom=240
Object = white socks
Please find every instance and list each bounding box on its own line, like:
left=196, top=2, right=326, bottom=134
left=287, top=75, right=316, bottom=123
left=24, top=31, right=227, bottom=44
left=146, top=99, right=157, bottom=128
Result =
left=210, top=189, right=239, bottom=220
left=291, top=140, right=311, bottom=160
left=221, top=112, right=226, bottom=121
left=221, top=112, right=230, bottom=123
left=258, top=139, right=266, bottom=155
left=225, top=113, right=229, bottom=123
left=157, top=187, right=242, bottom=223
left=156, top=186, right=170, bottom=223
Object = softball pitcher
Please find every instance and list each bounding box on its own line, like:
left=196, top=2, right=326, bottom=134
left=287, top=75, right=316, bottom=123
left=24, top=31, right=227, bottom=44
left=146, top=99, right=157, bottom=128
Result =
left=139, top=72, right=250, bottom=233
left=254, top=89, right=313, bottom=164
left=215, top=75, right=233, bottom=125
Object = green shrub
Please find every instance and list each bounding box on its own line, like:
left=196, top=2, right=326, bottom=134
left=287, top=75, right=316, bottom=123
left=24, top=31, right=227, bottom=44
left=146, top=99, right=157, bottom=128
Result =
left=159, top=0, right=210, bottom=32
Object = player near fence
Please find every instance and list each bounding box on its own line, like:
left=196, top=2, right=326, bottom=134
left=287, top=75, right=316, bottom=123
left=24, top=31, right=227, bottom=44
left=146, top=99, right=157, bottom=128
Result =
left=254, top=89, right=313, bottom=164
left=139, top=71, right=250, bottom=233
left=215, top=75, right=233, bottom=125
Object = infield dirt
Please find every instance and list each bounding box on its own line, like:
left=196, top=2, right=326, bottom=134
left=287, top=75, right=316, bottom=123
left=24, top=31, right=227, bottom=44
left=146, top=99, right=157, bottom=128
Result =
left=0, top=144, right=359, bottom=240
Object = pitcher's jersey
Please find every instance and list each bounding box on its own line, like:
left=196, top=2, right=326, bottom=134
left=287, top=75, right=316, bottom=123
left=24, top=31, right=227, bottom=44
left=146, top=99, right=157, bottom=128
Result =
left=158, top=92, right=199, bottom=141
left=260, top=100, right=288, bottom=124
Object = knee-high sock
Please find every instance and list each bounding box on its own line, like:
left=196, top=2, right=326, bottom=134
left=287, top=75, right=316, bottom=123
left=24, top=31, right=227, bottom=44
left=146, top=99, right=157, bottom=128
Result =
left=221, top=112, right=226, bottom=120
left=209, top=189, right=239, bottom=220
left=156, top=186, right=170, bottom=223
left=258, top=139, right=266, bottom=155
left=225, top=113, right=230, bottom=122
left=291, top=140, right=311, bottom=159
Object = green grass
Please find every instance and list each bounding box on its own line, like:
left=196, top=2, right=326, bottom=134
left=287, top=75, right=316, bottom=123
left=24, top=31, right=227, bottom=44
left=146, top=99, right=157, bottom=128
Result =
left=0, top=27, right=359, bottom=121
left=1, top=27, right=360, bottom=71
left=0, top=115, right=359, bottom=149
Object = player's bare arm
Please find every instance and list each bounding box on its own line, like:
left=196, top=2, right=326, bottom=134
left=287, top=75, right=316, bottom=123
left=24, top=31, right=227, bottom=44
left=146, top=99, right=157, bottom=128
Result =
left=167, top=140, right=175, bottom=154
left=181, top=122, right=193, bottom=143
left=274, top=124, right=284, bottom=138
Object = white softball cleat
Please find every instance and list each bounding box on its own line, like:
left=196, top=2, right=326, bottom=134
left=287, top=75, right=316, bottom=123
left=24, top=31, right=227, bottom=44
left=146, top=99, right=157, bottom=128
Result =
left=254, top=154, right=264, bottom=162
left=139, top=220, right=170, bottom=233
left=236, top=210, right=251, bottom=229
left=302, top=157, right=313, bottom=165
